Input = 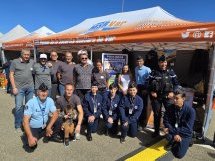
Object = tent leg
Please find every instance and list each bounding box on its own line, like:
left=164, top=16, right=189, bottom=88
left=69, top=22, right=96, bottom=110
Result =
left=33, top=46, right=37, bottom=62
left=202, top=45, right=215, bottom=138
left=90, top=46, right=93, bottom=61
left=1, top=48, right=6, bottom=64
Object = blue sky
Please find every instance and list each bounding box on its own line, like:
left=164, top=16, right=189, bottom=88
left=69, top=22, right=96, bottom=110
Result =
left=0, top=0, right=214, bottom=33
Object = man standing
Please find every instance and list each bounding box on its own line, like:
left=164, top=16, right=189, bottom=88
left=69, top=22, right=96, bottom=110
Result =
left=47, top=51, right=63, bottom=100
left=135, top=56, right=151, bottom=130
left=10, top=49, right=34, bottom=131
left=57, top=51, right=75, bottom=96
left=119, top=82, right=143, bottom=143
left=74, top=50, right=94, bottom=101
left=148, top=55, right=180, bottom=137
left=56, top=83, right=83, bottom=145
left=33, top=54, right=52, bottom=97
left=23, top=83, right=61, bottom=149
left=163, top=90, right=195, bottom=159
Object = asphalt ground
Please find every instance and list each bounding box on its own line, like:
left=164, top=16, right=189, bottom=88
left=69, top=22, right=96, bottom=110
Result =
left=0, top=90, right=214, bottom=161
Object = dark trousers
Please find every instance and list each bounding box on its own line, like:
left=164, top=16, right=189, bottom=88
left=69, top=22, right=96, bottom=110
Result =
left=121, top=121, right=138, bottom=138
left=137, top=84, right=148, bottom=127
left=51, top=83, right=58, bottom=100
left=87, top=118, right=99, bottom=135
left=76, top=89, right=90, bottom=102
left=166, top=134, right=191, bottom=159
left=151, top=97, right=174, bottom=133
left=105, top=119, right=119, bottom=134
left=23, top=119, right=62, bottom=147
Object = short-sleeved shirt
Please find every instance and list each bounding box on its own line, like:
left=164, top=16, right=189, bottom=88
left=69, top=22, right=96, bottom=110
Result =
left=74, top=64, right=94, bottom=89
left=135, top=65, right=151, bottom=85
left=92, top=70, right=109, bottom=89
left=57, top=62, right=75, bottom=85
left=48, top=60, right=63, bottom=83
left=33, top=63, right=52, bottom=89
left=10, top=58, right=34, bottom=89
left=56, top=94, right=81, bottom=112
left=24, top=97, right=56, bottom=128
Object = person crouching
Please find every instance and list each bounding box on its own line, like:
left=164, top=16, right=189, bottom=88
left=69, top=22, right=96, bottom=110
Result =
left=83, top=83, right=103, bottom=141
left=119, top=82, right=143, bottom=143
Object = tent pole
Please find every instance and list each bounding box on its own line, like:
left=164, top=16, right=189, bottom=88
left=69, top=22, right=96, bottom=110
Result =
left=90, top=46, right=93, bottom=61
left=33, top=46, right=37, bottom=62
left=1, top=48, right=6, bottom=64
left=202, top=45, right=215, bottom=138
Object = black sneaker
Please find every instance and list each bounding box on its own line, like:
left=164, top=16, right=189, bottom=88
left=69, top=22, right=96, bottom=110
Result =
left=164, top=141, right=173, bottom=151
left=64, top=138, right=70, bottom=147
left=49, top=135, right=63, bottom=143
left=120, top=137, right=125, bottom=144
left=151, top=132, right=160, bottom=138
left=87, top=134, right=92, bottom=141
left=105, top=129, right=109, bottom=136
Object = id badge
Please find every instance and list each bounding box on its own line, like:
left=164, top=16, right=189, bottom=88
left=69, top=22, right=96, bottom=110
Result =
left=129, top=108, right=133, bottom=114
left=94, top=107, right=97, bottom=113
left=109, top=110, right=113, bottom=116
left=42, top=124, right=47, bottom=129
left=175, top=123, right=178, bottom=128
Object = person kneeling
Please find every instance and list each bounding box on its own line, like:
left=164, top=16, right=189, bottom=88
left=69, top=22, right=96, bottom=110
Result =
left=23, top=83, right=61, bottom=150
left=83, top=83, right=103, bottom=141
left=163, top=89, right=196, bottom=159
left=119, top=82, right=143, bottom=143
left=102, top=83, right=121, bottom=136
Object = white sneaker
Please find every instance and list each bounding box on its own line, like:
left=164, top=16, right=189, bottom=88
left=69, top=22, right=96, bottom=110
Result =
left=15, top=128, right=23, bottom=135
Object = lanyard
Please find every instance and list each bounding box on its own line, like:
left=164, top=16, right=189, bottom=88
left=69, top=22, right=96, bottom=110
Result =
left=91, top=95, right=97, bottom=109
left=37, top=98, right=47, bottom=125
left=175, top=110, right=180, bottom=126
left=129, top=96, right=135, bottom=109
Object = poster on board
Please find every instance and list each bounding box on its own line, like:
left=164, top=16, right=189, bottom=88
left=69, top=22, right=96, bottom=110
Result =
left=102, top=53, right=128, bottom=85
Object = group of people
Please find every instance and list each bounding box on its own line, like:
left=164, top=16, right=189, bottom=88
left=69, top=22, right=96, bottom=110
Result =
left=9, top=48, right=196, bottom=159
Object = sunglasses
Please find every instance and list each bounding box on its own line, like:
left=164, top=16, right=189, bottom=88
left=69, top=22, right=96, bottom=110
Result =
left=81, top=57, right=88, bottom=60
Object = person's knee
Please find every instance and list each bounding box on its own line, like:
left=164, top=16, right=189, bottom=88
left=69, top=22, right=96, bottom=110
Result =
left=106, top=122, right=113, bottom=129
left=173, top=151, right=186, bottom=159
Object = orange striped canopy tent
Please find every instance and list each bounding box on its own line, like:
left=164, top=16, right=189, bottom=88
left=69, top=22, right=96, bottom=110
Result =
left=33, top=6, right=215, bottom=52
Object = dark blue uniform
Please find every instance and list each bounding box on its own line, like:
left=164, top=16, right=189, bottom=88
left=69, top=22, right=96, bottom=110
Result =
left=163, top=101, right=196, bottom=159
left=102, top=92, right=121, bottom=133
left=83, top=92, right=103, bottom=135
left=119, top=95, right=143, bottom=137
left=148, top=68, right=180, bottom=134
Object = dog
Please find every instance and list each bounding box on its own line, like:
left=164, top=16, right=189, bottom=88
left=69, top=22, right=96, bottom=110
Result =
left=61, top=105, right=76, bottom=141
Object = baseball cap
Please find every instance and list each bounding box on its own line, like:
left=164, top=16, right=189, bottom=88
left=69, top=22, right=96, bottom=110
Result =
left=158, top=55, right=166, bottom=62
left=38, top=83, right=48, bottom=91
left=40, top=54, right=47, bottom=59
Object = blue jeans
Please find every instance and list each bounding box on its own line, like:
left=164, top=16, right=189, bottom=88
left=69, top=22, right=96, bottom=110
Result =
left=58, top=84, right=65, bottom=96
left=15, top=87, right=34, bottom=129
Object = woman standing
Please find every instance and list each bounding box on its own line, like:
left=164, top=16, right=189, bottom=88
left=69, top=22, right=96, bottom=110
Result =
left=118, top=64, right=132, bottom=95
left=92, top=59, right=109, bottom=93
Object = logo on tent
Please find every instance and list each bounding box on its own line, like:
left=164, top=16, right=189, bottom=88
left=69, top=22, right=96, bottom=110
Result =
left=181, top=31, right=190, bottom=39
left=82, top=21, right=126, bottom=35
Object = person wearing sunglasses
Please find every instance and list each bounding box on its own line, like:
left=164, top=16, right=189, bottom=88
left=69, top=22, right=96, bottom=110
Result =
left=74, top=50, right=94, bottom=101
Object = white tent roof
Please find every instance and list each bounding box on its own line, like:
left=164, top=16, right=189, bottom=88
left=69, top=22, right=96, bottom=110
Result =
left=0, top=32, right=3, bottom=38
left=2, top=26, right=55, bottom=50
left=29, top=26, right=55, bottom=36
left=0, top=25, right=29, bottom=47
